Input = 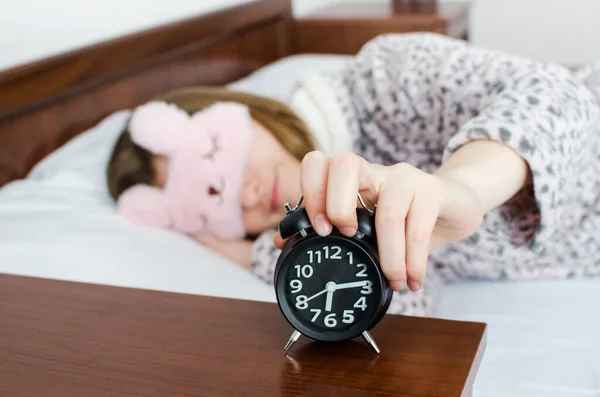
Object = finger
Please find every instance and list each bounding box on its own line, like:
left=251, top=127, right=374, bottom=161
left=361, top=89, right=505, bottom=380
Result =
left=375, top=173, right=414, bottom=291
left=404, top=179, right=440, bottom=291
left=326, top=153, right=383, bottom=237
left=300, top=151, right=332, bottom=236
left=273, top=231, right=290, bottom=250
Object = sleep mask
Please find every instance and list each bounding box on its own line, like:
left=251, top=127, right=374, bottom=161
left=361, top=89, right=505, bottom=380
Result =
left=117, top=101, right=254, bottom=240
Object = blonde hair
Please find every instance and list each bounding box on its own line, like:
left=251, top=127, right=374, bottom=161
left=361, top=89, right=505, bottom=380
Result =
left=106, top=86, right=316, bottom=200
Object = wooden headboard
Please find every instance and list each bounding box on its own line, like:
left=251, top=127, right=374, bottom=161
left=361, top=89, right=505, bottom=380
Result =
left=0, top=0, right=293, bottom=187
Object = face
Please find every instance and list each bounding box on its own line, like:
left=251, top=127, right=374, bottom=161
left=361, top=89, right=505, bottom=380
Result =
left=240, top=119, right=302, bottom=236
left=152, top=118, right=302, bottom=238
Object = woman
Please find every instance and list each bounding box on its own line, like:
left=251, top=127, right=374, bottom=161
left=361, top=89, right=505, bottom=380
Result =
left=107, top=33, right=600, bottom=316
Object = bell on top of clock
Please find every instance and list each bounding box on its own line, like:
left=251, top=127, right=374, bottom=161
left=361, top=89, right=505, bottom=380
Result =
left=273, top=194, right=393, bottom=354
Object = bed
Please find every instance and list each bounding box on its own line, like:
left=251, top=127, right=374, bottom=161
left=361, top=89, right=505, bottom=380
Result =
left=1, top=1, right=598, bottom=395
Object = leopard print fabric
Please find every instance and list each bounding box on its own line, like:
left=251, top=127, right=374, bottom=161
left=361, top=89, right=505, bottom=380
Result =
left=250, top=33, right=600, bottom=316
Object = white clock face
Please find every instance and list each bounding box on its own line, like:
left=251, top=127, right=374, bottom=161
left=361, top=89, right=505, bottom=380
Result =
left=280, top=237, right=382, bottom=338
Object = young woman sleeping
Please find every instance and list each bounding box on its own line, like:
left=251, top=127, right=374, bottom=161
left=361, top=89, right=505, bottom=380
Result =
left=106, top=33, right=600, bottom=316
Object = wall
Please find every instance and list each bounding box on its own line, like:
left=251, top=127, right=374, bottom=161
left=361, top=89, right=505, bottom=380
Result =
left=470, top=0, right=600, bottom=66
left=0, top=0, right=251, bottom=71
left=292, top=0, right=460, bottom=17
left=2, top=0, right=599, bottom=72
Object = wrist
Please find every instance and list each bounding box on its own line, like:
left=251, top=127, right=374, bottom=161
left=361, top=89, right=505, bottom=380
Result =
left=435, top=140, right=532, bottom=212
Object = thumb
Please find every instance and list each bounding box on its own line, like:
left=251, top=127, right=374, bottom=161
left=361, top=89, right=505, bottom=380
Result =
left=273, top=231, right=291, bottom=250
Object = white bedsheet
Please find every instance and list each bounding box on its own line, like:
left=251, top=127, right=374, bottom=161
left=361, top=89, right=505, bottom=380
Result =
left=1, top=54, right=598, bottom=396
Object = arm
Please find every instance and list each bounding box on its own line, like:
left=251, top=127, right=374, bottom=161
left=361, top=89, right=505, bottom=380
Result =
left=194, top=231, right=280, bottom=285
left=290, top=35, right=599, bottom=291
left=430, top=139, right=532, bottom=252
left=436, top=139, right=532, bottom=216
left=194, top=234, right=253, bottom=270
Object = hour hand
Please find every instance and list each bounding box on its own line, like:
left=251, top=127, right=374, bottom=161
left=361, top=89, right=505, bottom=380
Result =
left=325, top=289, right=334, bottom=312
left=324, top=281, right=336, bottom=312
left=335, top=281, right=368, bottom=290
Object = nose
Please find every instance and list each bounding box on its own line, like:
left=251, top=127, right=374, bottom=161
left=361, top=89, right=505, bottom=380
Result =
left=240, top=177, right=262, bottom=209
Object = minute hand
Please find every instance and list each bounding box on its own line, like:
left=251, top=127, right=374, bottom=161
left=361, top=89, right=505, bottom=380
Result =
left=335, top=281, right=368, bottom=290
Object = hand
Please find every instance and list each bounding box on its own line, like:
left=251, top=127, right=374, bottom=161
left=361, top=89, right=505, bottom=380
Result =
left=274, top=151, right=485, bottom=292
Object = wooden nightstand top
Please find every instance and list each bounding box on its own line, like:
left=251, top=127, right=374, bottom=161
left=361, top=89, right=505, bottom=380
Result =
left=303, top=2, right=470, bottom=21
left=0, top=273, right=486, bottom=396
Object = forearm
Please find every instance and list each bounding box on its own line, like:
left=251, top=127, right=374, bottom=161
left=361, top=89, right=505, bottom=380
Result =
left=435, top=139, right=532, bottom=213
left=194, top=234, right=253, bottom=269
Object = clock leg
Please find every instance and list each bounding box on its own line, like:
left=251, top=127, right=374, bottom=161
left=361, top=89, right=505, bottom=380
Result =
left=284, top=330, right=301, bottom=351
left=362, top=331, right=381, bottom=354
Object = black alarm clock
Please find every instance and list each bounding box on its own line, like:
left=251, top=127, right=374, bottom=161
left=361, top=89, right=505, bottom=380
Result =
left=274, top=194, right=393, bottom=354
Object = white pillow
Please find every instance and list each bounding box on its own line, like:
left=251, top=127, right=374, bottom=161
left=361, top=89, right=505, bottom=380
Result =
left=27, top=109, right=131, bottom=192
left=228, top=53, right=352, bottom=102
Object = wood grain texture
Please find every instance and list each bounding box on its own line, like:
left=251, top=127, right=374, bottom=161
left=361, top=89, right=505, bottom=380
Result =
left=0, top=273, right=486, bottom=397
left=0, top=0, right=292, bottom=188
left=292, top=2, right=470, bottom=55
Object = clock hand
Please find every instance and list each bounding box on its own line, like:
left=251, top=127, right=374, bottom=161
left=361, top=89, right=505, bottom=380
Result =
left=304, top=288, right=327, bottom=303
left=325, top=290, right=334, bottom=312
left=335, top=281, right=369, bottom=290
left=325, top=281, right=336, bottom=312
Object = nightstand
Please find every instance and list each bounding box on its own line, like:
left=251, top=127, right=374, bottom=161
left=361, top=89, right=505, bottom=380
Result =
left=292, top=1, right=470, bottom=55
left=1, top=273, right=487, bottom=396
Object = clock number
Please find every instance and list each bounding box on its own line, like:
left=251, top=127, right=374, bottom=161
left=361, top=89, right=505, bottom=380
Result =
left=294, top=264, right=313, bottom=278
left=355, top=263, right=368, bottom=277
left=354, top=296, right=367, bottom=311
left=342, top=310, right=355, bottom=324
left=330, top=246, right=342, bottom=259
left=309, top=246, right=342, bottom=263
left=361, top=281, right=373, bottom=295
left=310, top=308, right=321, bottom=322
left=307, top=250, right=321, bottom=264
left=324, top=313, right=337, bottom=328
left=295, top=295, right=308, bottom=310
left=290, top=279, right=302, bottom=293
left=347, top=251, right=353, bottom=265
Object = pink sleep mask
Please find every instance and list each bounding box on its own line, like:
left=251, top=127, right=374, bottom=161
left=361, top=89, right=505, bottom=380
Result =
left=117, top=101, right=254, bottom=240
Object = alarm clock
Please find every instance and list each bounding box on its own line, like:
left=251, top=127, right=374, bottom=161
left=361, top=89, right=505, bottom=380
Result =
left=274, top=194, right=393, bottom=353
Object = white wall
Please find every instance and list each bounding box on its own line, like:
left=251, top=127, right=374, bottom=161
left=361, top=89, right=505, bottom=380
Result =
left=470, top=0, right=600, bottom=66
left=1, top=0, right=599, bottom=72
left=0, top=0, right=251, bottom=71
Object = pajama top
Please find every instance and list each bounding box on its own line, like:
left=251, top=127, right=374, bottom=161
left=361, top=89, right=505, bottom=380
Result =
left=248, top=33, right=600, bottom=316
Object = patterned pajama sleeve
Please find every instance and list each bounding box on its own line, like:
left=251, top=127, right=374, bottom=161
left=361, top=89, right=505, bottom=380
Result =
left=249, top=229, right=279, bottom=284
left=248, top=33, right=600, bottom=316
left=335, top=33, right=600, bottom=282
left=424, top=38, right=600, bottom=281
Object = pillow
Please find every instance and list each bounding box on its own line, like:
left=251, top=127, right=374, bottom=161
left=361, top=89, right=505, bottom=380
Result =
left=27, top=109, right=131, bottom=193
left=228, top=53, right=352, bottom=103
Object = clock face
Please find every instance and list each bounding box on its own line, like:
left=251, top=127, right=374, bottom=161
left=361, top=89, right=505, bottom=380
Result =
left=275, top=233, right=384, bottom=342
